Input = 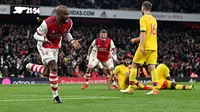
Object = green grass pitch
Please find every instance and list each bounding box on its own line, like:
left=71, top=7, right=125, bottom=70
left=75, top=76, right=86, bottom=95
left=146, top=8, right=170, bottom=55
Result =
left=0, top=83, right=199, bottom=112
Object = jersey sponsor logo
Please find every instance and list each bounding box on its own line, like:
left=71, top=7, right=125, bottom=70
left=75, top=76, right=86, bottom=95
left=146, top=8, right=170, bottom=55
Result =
left=48, top=33, right=62, bottom=38
left=98, top=47, right=107, bottom=52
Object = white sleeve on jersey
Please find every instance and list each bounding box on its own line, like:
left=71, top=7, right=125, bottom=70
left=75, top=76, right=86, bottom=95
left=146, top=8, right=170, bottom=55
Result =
left=110, top=40, right=117, bottom=61
left=110, top=40, right=116, bottom=50
left=91, top=39, right=98, bottom=51
left=87, top=40, right=97, bottom=60
left=34, top=20, right=48, bottom=41
left=89, top=49, right=97, bottom=59
left=66, top=33, right=74, bottom=43
left=112, top=53, right=118, bottom=61
left=91, top=40, right=96, bottom=47
left=92, top=46, right=97, bottom=51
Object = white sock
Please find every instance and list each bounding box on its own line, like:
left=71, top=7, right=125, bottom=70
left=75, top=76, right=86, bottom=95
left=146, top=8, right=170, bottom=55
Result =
left=112, top=81, right=116, bottom=85
left=52, top=90, right=58, bottom=98
left=86, top=81, right=89, bottom=84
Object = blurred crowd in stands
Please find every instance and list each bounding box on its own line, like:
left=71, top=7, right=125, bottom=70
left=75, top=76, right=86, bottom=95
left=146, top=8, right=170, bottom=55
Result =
left=0, top=0, right=200, bottom=13
left=0, top=21, right=200, bottom=78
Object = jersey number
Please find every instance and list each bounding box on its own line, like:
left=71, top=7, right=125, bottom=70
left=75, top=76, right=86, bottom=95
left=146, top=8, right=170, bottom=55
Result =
left=150, top=24, right=157, bottom=35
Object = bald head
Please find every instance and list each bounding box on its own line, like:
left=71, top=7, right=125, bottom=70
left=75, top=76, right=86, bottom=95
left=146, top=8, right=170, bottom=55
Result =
left=55, top=5, right=70, bottom=24
left=56, top=5, right=68, bottom=15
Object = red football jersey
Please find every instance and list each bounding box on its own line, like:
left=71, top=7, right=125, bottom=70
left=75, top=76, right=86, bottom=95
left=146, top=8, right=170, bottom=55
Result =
left=96, top=38, right=112, bottom=62
left=36, top=16, right=73, bottom=49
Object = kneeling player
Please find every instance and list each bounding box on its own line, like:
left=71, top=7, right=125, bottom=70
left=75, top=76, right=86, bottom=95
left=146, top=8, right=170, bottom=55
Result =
left=109, top=55, right=152, bottom=91
left=157, top=57, right=195, bottom=90
left=81, top=29, right=117, bottom=90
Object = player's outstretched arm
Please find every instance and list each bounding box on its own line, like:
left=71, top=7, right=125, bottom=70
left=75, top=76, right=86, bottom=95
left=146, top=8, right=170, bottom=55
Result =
left=86, top=45, right=93, bottom=60
left=111, top=48, right=116, bottom=58
left=110, top=40, right=117, bottom=59
left=130, top=37, right=140, bottom=43
left=87, top=40, right=97, bottom=60
left=65, top=33, right=80, bottom=49
left=72, top=39, right=81, bottom=49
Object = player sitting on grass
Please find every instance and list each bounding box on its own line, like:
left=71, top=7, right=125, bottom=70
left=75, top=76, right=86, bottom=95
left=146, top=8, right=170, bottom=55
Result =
left=156, top=56, right=195, bottom=90
left=109, top=55, right=152, bottom=91
left=131, top=37, right=196, bottom=90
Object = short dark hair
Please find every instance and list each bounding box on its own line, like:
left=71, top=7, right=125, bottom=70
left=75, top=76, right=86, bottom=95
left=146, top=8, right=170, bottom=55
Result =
left=162, top=56, right=172, bottom=66
left=100, top=29, right=107, bottom=34
left=142, top=1, right=152, bottom=11
left=123, top=55, right=132, bottom=60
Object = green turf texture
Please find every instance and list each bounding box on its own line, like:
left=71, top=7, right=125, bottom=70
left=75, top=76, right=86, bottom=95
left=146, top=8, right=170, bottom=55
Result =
left=0, top=83, right=199, bottom=112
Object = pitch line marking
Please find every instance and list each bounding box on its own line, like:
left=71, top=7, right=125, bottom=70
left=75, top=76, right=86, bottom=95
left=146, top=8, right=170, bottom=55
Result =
left=0, top=94, right=120, bottom=99
left=0, top=96, right=120, bottom=102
